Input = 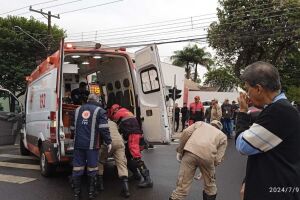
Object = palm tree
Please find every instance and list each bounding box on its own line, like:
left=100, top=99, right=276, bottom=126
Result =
left=171, top=45, right=195, bottom=79
left=192, top=46, right=214, bottom=82
left=171, top=44, right=214, bottom=81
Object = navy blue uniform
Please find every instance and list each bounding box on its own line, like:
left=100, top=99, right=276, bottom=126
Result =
left=71, top=102, right=111, bottom=177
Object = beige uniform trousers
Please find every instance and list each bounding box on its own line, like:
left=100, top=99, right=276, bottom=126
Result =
left=98, top=142, right=128, bottom=178
left=170, top=151, right=217, bottom=200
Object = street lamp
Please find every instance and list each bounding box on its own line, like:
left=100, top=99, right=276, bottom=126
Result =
left=14, top=26, right=48, bottom=58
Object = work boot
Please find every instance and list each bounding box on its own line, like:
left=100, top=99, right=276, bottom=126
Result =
left=72, top=176, right=81, bottom=200
left=203, top=191, right=217, bottom=200
left=88, top=175, right=97, bottom=200
left=138, top=169, right=153, bottom=188
left=120, top=176, right=130, bottom=198
left=96, top=175, right=104, bottom=191
left=129, top=169, right=142, bottom=181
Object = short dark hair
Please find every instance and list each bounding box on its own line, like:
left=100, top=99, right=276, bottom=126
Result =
left=241, top=61, right=281, bottom=91
left=79, top=82, right=87, bottom=88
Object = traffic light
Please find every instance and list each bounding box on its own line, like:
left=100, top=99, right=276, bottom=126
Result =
left=175, top=88, right=182, bottom=99
left=168, top=87, right=182, bottom=100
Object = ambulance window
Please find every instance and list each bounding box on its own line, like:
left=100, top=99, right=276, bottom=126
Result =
left=0, top=90, right=11, bottom=112
left=140, top=67, right=160, bottom=94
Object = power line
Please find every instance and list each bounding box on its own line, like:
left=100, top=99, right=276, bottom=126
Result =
left=57, top=0, right=123, bottom=15
left=0, top=0, right=59, bottom=15
left=65, top=6, right=300, bottom=38
left=65, top=10, right=300, bottom=42
left=65, top=1, right=287, bottom=36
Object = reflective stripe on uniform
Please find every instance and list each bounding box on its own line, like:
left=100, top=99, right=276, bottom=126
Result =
left=90, top=107, right=101, bottom=149
left=99, top=124, right=109, bottom=129
left=73, top=166, right=85, bottom=171
left=74, top=107, right=81, bottom=142
left=70, top=126, right=75, bottom=130
left=87, top=167, right=98, bottom=171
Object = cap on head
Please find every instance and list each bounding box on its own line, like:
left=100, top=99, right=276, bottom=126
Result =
left=87, top=94, right=99, bottom=102
left=210, top=120, right=223, bottom=130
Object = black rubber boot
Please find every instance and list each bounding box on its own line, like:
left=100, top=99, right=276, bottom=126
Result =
left=127, top=159, right=142, bottom=181
left=203, top=191, right=217, bottom=200
left=120, top=176, right=130, bottom=198
left=96, top=175, right=104, bottom=191
left=88, top=176, right=97, bottom=200
left=72, top=176, right=81, bottom=200
left=138, top=169, right=153, bottom=188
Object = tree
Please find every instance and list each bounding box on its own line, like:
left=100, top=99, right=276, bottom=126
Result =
left=0, top=16, right=65, bottom=96
left=171, top=44, right=214, bottom=80
left=192, top=46, right=214, bottom=82
left=171, top=44, right=195, bottom=79
left=203, top=67, right=239, bottom=92
left=207, top=0, right=300, bottom=78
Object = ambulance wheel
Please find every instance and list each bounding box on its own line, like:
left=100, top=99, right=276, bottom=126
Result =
left=40, top=147, right=56, bottom=177
left=20, top=138, right=30, bottom=156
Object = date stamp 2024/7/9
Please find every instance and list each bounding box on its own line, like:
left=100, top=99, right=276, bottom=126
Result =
left=269, top=187, right=300, bottom=193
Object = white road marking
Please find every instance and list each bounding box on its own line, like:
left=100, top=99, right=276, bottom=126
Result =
left=0, top=174, right=36, bottom=184
left=0, top=154, right=37, bottom=160
left=0, top=162, right=39, bottom=170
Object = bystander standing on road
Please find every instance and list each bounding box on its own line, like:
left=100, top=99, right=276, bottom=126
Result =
left=180, top=103, right=189, bottom=132
left=189, top=96, right=204, bottom=125
left=221, top=99, right=233, bottom=138
left=175, top=103, right=180, bottom=132
left=210, top=99, right=222, bottom=121
left=235, top=61, right=300, bottom=200
left=169, top=120, right=227, bottom=200
left=204, top=99, right=214, bottom=123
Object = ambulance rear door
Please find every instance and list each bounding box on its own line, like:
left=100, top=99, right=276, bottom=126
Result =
left=134, top=45, right=170, bottom=144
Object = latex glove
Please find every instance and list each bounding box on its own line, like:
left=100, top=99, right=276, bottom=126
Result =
left=107, top=144, right=112, bottom=153
left=176, top=153, right=182, bottom=162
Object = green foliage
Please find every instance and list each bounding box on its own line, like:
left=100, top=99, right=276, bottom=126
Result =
left=207, top=0, right=300, bottom=77
left=171, top=44, right=214, bottom=81
left=286, top=86, right=300, bottom=102
left=204, top=67, right=239, bottom=92
left=0, top=16, right=65, bottom=96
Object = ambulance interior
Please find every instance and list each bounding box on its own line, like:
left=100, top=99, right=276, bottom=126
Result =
left=61, top=53, right=135, bottom=140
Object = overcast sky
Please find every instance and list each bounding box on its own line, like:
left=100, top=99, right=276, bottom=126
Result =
left=0, top=0, right=220, bottom=77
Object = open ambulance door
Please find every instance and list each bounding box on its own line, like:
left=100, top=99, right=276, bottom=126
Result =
left=134, top=45, right=170, bottom=144
left=56, top=38, right=65, bottom=159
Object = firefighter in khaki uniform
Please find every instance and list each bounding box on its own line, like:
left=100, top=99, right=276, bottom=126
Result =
left=71, top=94, right=112, bottom=200
left=169, top=120, right=227, bottom=200
left=97, top=119, right=130, bottom=198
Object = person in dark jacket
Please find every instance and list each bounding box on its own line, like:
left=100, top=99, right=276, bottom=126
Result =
left=109, top=104, right=153, bottom=188
left=71, top=82, right=90, bottom=105
left=181, top=103, right=188, bottom=131
left=174, top=103, right=180, bottom=132
left=70, top=94, right=112, bottom=200
left=236, top=61, right=300, bottom=200
left=221, top=99, right=233, bottom=138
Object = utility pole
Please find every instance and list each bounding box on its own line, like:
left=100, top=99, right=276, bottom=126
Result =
left=29, top=6, right=60, bottom=55
left=171, top=75, right=176, bottom=139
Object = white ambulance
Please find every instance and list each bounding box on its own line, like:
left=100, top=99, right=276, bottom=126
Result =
left=22, top=40, right=171, bottom=176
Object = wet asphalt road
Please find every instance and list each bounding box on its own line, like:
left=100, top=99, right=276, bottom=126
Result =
left=0, top=139, right=246, bottom=200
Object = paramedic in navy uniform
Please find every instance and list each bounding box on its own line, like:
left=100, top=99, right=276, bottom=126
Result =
left=70, top=94, right=112, bottom=200
left=71, top=82, right=90, bottom=105
left=235, top=61, right=300, bottom=200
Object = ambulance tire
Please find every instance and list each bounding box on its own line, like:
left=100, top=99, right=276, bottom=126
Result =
left=20, top=138, right=30, bottom=156
left=40, top=147, right=56, bottom=177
